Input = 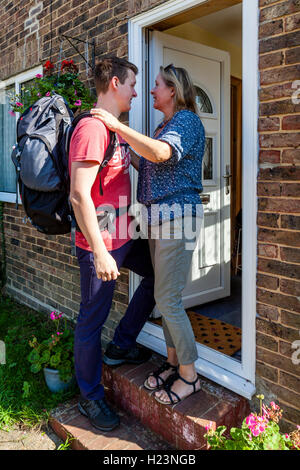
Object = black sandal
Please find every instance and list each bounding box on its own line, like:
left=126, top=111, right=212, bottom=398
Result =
left=154, top=373, right=200, bottom=405
left=144, top=362, right=178, bottom=391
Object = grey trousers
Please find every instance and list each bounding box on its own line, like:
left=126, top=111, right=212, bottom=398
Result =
left=148, top=217, right=203, bottom=365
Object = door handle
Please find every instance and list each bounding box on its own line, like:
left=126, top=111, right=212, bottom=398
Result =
left=223, top=165, right=232, bottom=195
left=200, top=194, right=210, bottom=205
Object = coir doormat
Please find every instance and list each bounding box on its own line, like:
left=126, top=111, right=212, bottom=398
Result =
left=151, top=311, right=241, bottom=356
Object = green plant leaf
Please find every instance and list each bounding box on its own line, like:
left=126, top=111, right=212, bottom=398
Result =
left=30, top=363, right=41, bottom=374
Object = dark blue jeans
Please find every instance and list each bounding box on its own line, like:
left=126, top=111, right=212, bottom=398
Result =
left=74, top=238, right=155, bottom=400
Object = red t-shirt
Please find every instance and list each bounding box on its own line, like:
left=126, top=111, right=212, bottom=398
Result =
left=68, top=117, right=132, bottom=252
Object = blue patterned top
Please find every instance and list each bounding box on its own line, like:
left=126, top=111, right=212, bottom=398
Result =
left=137, top=109, right=205, bottom=225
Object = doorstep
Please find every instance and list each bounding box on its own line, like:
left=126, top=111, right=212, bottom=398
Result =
left=49, top=351, right=250, bottom=450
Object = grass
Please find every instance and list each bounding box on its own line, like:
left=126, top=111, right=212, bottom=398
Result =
left=0, top=295, right=78, bottom=431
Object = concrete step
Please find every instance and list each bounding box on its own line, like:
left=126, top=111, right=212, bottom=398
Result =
left=49, top=352, right=250, bottom=450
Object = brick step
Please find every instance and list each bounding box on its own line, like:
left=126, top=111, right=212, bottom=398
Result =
left=50, top=352, right=250, bottom=450
left=50, top=395, right=174, bottom=450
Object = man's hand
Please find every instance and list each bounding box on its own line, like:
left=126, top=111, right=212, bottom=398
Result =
left=90, top=108, right=121, bottom=132
left=94, top=250, right=120, bottom=282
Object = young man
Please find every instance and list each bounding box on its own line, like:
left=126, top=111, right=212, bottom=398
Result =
left=69, top=57, right=155, bottom=432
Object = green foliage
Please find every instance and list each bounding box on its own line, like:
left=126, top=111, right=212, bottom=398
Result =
left=0, top=296, right=77, bottom=430
left=204, top=395, right=300, bottom=451
left=27, top=312, right=74, bottom=383
left=10, top=60, right=95, bottom=115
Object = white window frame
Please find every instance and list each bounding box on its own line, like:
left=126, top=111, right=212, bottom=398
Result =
left=0, top=65, right=43, bottom=203
left=128, top=0, right=258, bottom=399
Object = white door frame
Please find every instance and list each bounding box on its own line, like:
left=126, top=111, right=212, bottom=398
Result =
left=128, top=0, right=258, bottom=399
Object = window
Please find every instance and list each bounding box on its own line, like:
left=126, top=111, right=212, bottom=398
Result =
left=0, top=66, right=42, bottom=202
left=0, top=85, right=16, bottom=195
left=194, top=85, right=213, bottom=114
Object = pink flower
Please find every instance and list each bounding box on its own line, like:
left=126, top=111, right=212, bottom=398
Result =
left=205, top=421, right=213, bottom=432
left=74, top=99, right=82, bottom=106
left=74, top=90, right=77, bottom=95
left=16, top=102, right=23, bottom=107
left=45, top=91, right=51, bottom=97
left=8, top=110, right=15, bottom=116
left=270, top=402, right=280, bottom=410
left=36, top=73, right=43, bottom=78
left=246, top=414, right=256, bottom=427
left=37, top=92, right=41, bottom=97
left=285, top=434, right=289, bottom=439
left=50, top=312, right=56, bottom=320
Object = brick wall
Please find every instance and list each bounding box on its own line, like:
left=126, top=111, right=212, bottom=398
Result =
left=0, top=0, right=165, bottom=344
left=1, top=0, right=300, bottom=430
left=257, top=0, right=300, bottom=432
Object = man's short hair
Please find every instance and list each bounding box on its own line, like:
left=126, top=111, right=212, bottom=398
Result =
left=94, top=56, right=138, bottom=95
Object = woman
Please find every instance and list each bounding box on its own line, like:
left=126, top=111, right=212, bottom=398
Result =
left=91, top=64, right=205, bottom=405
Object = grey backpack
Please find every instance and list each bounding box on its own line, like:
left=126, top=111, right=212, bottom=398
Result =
left=11, top=94, right=117, bottom=236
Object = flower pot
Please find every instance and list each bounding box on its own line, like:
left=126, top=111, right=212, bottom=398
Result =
left=43, top=367, right=75, bottom=393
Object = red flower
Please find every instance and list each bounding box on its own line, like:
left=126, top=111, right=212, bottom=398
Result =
left=60, top=59, right=78, bottom=73
left=44, top=60, right=54, bottom=70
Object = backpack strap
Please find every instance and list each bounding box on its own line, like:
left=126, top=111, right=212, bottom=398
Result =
left=98, top=130, right=118, bottom=196
left=71, top=113, right=118, bottom=196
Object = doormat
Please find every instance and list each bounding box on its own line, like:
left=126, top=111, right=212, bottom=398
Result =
left=151, top=311, right=241, bottom=356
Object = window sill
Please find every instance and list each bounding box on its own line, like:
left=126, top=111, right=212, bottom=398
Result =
left=0, top=193, right=20, bottom=204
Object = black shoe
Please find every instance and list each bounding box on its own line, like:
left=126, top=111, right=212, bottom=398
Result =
left=78, top=396, right=120, bottom=432
left=103, top=342, right=152, bottom=366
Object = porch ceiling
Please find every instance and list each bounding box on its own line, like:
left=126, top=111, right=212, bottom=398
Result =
left=151, top=0, right=242, bottom=31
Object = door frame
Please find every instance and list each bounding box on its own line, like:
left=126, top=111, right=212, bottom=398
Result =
left=128, top=0, right=258, bottom=399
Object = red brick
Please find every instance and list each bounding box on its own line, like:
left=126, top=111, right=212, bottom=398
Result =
left=280, top=278, right=300, bottom=296
left=258, top=166, right=300, bottom=181
left=259, top=150, right=281, bottom=164
left=256, top=331, right=279, bottom=352
left=281, top=149, right=300, bottom=164
left=259, top=116, right=281, bottom=131
left=257, top=347, right=300, bottom=377
left=260, top=64, right=300, bottom=85
left=258, top=242, right=279, bottom=258
left=259, top=20, right=284, bottom=40
left=281, top=183, right=300, bottom=197
left=257, top=302, right=280, bottom=322
left=258, top=257, right=300, bottom=279
left=257, top=273, right=279, bottom=290
left=281, top=214, right=300, bottom=230
left=257, top=288, right=300, bottom=313
left=280, top=246, right=300, bottom=263
left=260, top=227, right=300, bottom=246
left=285, top=11, right=300, bottom=31
left=260, top=99, right=300, bottom=116
left=257, top=212, right=280, bottom=228
left=281, top=309, right=300, bottom=329
left=259, top=197, right=300, bottom=213
left=260, top=1, right=300, bottom=23
left=257, top=182, right=281, bottom=197
left=282, top=115, right=300, bottom=130
left=286, top=46, right=300, bottom=64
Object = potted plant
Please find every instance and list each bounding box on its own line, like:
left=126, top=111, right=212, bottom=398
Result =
left=9, top=59, right=96, bottom=115
left=204, top=394, right=300, bottom=450
left=27, top=311, right=75, bottom=393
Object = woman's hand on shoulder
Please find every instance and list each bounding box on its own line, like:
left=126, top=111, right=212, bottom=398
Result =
left=90, top=108, right=121, bottom=132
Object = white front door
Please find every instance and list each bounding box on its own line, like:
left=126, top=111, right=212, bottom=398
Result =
left=149, top=31, right=231, bottom=308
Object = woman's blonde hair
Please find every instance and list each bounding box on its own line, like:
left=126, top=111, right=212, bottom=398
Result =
left=160, top=64, right=198, bottom=115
